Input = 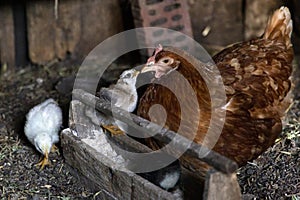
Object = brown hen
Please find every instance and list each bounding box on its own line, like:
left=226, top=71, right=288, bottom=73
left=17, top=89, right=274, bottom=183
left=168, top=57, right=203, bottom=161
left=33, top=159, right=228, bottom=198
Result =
left=137, top=7, right=294, bottom=177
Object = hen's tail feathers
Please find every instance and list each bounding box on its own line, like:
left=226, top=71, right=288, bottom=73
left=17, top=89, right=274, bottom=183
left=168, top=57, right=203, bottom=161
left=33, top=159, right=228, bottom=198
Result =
left=263, top=6, right=293, bottom=48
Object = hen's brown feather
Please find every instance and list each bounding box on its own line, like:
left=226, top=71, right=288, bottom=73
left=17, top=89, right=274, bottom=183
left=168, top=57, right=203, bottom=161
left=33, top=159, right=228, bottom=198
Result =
left=211, top=7, right=294, bottom=166
left=137, top=7, right=294, bottom=178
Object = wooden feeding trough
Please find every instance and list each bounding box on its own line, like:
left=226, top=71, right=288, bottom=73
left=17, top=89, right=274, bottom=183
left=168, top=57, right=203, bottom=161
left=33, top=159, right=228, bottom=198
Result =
left=61, top=89, right=242, bottom=199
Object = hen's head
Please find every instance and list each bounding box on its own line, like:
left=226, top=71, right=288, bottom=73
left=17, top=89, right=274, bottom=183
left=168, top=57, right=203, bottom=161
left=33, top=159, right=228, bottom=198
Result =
left=141, top=44, right=181, bottom=78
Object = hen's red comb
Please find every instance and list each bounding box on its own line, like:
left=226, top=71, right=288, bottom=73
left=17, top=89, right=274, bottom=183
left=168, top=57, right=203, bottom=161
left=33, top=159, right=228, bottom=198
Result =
left=147, top=44, right=163, bottom=64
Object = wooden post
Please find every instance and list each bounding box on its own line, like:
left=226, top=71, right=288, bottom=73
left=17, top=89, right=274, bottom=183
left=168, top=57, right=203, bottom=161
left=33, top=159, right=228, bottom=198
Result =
left=203, top=170, right=241, bottom=200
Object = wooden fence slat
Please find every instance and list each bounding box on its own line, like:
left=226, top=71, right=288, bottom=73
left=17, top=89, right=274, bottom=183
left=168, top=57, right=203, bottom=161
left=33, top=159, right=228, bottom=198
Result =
left=0, top=3, right=15, bottom=70
left=26, top=1, right=56, bottom=64
left=74, top=0, right=123, bottom=59
left=54, top=0, right=81, bottom=60
left=26, top=0, right=123, bottom=64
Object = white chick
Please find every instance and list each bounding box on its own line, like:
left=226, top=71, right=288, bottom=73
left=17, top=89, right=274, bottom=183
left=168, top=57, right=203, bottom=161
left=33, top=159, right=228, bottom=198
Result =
left=97, top=68, right=140, bottom=135
left=24, top=98, right=62, bottom=169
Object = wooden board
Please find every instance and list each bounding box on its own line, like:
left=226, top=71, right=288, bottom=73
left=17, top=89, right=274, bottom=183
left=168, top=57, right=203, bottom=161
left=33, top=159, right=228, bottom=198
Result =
left=75, top=0, right=123, bottom=58
left=0, top=3, right=15, bottom=70
left=53, top=0, right=81, bottom=60
left=26, top=1, right=56, bottom=64
left=26, top=0, right=123, bottom=64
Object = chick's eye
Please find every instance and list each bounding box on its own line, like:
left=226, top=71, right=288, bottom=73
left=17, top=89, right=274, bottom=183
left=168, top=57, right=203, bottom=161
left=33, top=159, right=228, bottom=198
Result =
left=122, top=74, right=131, bottom=79
left=124, top=73, right=131, bottom=79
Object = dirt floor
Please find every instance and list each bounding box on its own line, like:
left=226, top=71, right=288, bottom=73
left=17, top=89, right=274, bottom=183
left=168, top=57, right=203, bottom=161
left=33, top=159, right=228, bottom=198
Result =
left=0, top=58, right=299, bottom=199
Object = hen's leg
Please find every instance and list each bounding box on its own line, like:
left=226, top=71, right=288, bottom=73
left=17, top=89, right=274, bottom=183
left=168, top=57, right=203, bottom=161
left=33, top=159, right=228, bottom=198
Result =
left=101, top=124, right=124, bottom=135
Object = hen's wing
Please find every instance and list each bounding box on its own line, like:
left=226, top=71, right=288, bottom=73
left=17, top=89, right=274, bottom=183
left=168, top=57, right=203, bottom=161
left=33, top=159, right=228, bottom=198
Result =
left=212, top=6, right=293, bottom=165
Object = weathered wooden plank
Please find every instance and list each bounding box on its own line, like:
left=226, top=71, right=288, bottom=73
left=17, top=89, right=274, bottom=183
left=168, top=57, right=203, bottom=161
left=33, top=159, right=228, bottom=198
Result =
left=54, top=0, right=81, bottom=60
left=75, top=0, right=123, bottom=58
left=244, top=0, right=285, bottom=40
left=26, top=0, right=123, bottom=64
left=188, top=0, right=244, bottom=46
left=26, top=0, right=56, bottom=64
left=0, top=3, right=15, bottom=70
left=72, top=89, right=238, bottom=174
left=203, top=170, right=241, bottom=200
left=62, top=100, right=180, bottom=200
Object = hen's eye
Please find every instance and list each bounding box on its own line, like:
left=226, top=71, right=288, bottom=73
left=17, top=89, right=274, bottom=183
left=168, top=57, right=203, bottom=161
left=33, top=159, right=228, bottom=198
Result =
left=162, top=59, right=170, bottom=63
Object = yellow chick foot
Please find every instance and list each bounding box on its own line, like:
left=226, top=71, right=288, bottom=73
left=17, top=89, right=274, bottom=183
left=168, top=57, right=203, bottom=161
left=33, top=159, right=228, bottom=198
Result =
left=36, top=152, right=50, bottom=170
left=101, top=124, right=124, bottom=136
left=51, top=144, right=60, bottom=155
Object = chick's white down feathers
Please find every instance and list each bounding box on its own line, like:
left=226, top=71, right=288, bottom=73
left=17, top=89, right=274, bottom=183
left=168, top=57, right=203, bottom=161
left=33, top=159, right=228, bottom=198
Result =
left=100, top=69, right=139, bottom=112
left=25, top=98, right=62, bottom=156
left=96, top=69, right=140, bottom=129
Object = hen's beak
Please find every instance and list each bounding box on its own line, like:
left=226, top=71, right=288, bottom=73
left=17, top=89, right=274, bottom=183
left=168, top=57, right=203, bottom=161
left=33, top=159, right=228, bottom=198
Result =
left=141, top=65, right=155, bottom=73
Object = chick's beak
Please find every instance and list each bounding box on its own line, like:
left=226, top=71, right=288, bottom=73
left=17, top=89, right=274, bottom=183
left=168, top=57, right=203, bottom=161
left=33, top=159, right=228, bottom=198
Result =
left=133, top=70, right=140, bottom=77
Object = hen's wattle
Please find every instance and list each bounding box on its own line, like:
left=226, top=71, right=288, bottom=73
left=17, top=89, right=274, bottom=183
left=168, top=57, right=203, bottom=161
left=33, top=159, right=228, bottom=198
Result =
left=137, top=7, right=294, bottom=177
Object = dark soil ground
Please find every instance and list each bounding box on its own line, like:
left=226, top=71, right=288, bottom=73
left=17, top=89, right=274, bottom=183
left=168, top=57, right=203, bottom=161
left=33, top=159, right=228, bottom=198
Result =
left=0, top=57, right=299, bottom=199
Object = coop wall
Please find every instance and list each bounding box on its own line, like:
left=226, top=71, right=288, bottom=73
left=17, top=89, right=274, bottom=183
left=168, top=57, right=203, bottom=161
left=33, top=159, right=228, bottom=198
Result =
left=0, top=0, right=297, bottom=71
left=0, top=0, right=124, bottom=69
